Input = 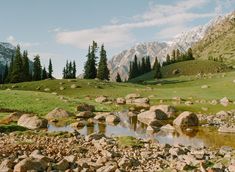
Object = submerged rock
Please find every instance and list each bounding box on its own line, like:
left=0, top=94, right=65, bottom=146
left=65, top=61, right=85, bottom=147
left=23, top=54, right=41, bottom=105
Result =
left=173, top=111, right=199, bottom=127
left=17, top=114, right=48, bottom=130
left=46, top=108, right=73, bottom=119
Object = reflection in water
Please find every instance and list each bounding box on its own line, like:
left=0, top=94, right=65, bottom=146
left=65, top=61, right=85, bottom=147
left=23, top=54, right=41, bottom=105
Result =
left=48, top=111, right=235, bottom=148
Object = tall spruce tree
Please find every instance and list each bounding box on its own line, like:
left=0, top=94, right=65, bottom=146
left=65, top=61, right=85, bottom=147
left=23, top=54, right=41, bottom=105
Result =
left=187, top=48, right=194, bottom=60
left=84, top=41, right=98, bottom=79
left=154, top=60, right=162, bottom=79
left=141, top=57, right=146, bottom=74
left=153, top=57, right=158, bottom=70
left=97, top=44, right=109, bottom=80
left=116, top=72, right=122, bottom=82
left=72, top=61, right=76, bottom=78
left=42, top=67, right=47, bottom=80
left=48, top=58, right=53, bottom=79
left=133, top=55, right=138, bottom=78
left=33, top=55, right=42, bottom=81
left=146, top=56, right=151, bottom=72
left=10, top=45, right=23, bottom=83
left=3, top=63, right=8, bottom=83
left=128, top=62, right=134, bottom=80
left=22, top=50, right=30, bottom=81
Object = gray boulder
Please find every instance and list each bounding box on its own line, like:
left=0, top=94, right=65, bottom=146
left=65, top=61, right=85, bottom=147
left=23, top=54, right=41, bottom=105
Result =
left=76, top=111, right=95, bottom=118
left=46, top=108, right=73, bottom=119
left=150, top=105, right=176, bottom=118
left=105, top=114, right=120, bottom=124
left=137, top=110, right=167, bottom=125
left=173, top=111, right=199, bottom=127
left=17, top=114, right=48, bottom=130
left=14, top=157, right=47, bottom=172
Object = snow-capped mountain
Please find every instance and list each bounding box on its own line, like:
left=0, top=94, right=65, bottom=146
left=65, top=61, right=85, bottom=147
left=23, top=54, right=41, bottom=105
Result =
left=0, top=42, right=15, bottom=74
left=108, top=13, right=230, bottom=81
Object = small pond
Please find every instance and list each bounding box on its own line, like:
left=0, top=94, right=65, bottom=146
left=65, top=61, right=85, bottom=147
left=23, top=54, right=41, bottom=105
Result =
left=48, top=111, right=235, bottom=149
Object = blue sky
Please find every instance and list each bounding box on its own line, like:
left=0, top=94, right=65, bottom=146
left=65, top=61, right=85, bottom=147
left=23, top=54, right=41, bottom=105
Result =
left=0, top=0, right=234, bottom=78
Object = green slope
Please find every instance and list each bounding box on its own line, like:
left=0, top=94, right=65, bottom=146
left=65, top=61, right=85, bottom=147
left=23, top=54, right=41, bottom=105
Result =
left=193, top=12, right=235, bottom=67
left=130, top=60, right=230, bottom=83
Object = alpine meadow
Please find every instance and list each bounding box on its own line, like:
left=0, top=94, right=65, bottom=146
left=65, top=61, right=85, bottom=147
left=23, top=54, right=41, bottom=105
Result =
left=0, top=1, right=235, bottom=171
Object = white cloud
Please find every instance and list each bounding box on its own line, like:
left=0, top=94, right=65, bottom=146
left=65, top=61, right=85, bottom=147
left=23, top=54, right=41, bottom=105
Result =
left=56, top=27, right=136, bottom=49
left=155, top=25, right=190, bottom=40
left=6, top=35, right=39, bottom=48
left=55, top=0, right=216, bottom=49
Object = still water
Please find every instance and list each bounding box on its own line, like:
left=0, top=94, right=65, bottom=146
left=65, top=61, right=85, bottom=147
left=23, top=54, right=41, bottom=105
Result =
left=48, top=111, right=235, bottom=149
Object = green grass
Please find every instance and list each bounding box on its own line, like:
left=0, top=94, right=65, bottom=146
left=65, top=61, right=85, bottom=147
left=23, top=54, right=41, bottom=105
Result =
left=130, top=60, right=230, bottom=83
left=117, top=136, right=144, bottom=148
left=0, top=124, right=28, bottom=133
left=0, top=71, right=235, bottom=116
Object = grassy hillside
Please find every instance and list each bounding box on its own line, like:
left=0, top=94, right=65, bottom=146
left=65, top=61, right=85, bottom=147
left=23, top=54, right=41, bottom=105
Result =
left=1, top=71, right=235, bottom=117
left=130, top=60, right=230, bottom=83
left=193, top=12, right=235, bottom=67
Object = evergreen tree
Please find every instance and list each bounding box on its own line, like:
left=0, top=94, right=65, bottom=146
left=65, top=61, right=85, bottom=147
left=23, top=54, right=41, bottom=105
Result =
left=22, top=50, right=30, bottom=81
left=48, top=58, right=53, bottom=79
left=33, top=55, right=42, bottom=81
left=68, top=61, right=73, bottom=78
left=42, top=67, right=47, bottom=80
left=97, top=44, right=109, bottom=80
left=0, top=73, right=2, bottom=84
left=154, top=60, right=162, bottom=79
left=172, top=50, right=176, bottom=62
left=141, top=57, right=146, bottom=74
left=3, top=63, right=8, bottom=83
left=153, top=57, right=158, bottom=70
left=166, top=54, right=171, bottom=64
left=116, top=72, right=122, bottom=82
left=10, top=45, right=23, bottom=83
left=145, top=56, right=151, bottom=72
left=176, top=49, right=181, bottom=60
left=133, top=55, right=138, bottom=78
left=84, top=41, right=98, bottom=79
left=128, top=62, right=134, bottom=80
left=72, top=61, right=76, bottom=78
left=62, top=67, right=66, bottom=79
left=187, top=48, right=194, bottom=60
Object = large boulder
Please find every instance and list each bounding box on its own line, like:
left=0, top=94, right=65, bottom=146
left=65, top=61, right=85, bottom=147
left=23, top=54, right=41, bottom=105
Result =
left=95, top=96, right=108, bottom=103
left=76, top=111, right=95, bottom=118
left=0, top=159, right=14, bottom=172
left=125, top=93, right=140, bottom=100
left=14, top=157, right=47, bottom=172
left=173, top=111, right=199, bottom=127
left=105, top=114, right=120, bottom=124
left=77, top=104, right=95, bottom=112
left=94, top=112, right=111, bottom=121
left=220, top=97, right=230, bottom=106
left=17, top=114, right=48, bottom=130
left=7, top=112, right=22, bottom=122
left=116, top=98, right=126, bottom=105
left=137, top=110, right=167, bottom=125
left=150, top=105, right=176, bottom=118
left=46, top=108, right=73, bottom=119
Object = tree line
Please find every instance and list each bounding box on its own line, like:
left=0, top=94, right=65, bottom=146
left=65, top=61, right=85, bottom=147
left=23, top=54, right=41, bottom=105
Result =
left=162, top=48, right=194, bottom=66
left=62, top=61, right=76, bottom=79
left=83, top=41, right=110, bottom=81
left=128, top=55, right=162, bottom=81
left=0, top=45, right=53, bottom=84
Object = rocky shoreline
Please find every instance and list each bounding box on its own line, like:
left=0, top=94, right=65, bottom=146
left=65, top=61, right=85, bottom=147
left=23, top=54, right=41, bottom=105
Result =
left=0, top=131, right=235, bottom=172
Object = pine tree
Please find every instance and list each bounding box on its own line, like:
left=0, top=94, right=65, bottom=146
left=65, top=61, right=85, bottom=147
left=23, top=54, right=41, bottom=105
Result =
left=72, top=61, right=76, bottom=78
left=153, top=57, right=158, bottom=70
left=154, top=60, right=162, bottom=79
left=146, top=56, right=151, bottom=72
left=141, top=57, right=146, bottom=74
left=97, top=44, right=109, bottom=80
left=187, top=48, right=194, bottom=60
left=33, top=55, right=42, bottom=81
left=116, top=72, right=122, bottom=82
left=176, top=49, right=180, bottom=61
left=42, top=67, right=47, bottom=80
left=48, top=58, right=53, bottom=79
left=133, top=55, right=138, bottom=78
left=3, top=63, right=8, bottom=83
left=0, top=73, right=2, bottom=84
left=84, top=41, right=98, bottom=79
left=128, top=62, right=134, bottom=80
left=166, top=54, right=171, bottom=65
left=68, top=61, right=73, bottom=78
left=10, top=45, right=23, bottom=83
left=62, top=67, right=66, bottom=79
left=172, top=50, right=176, bottom=62
left=22, top=50, right=30, bottom=81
